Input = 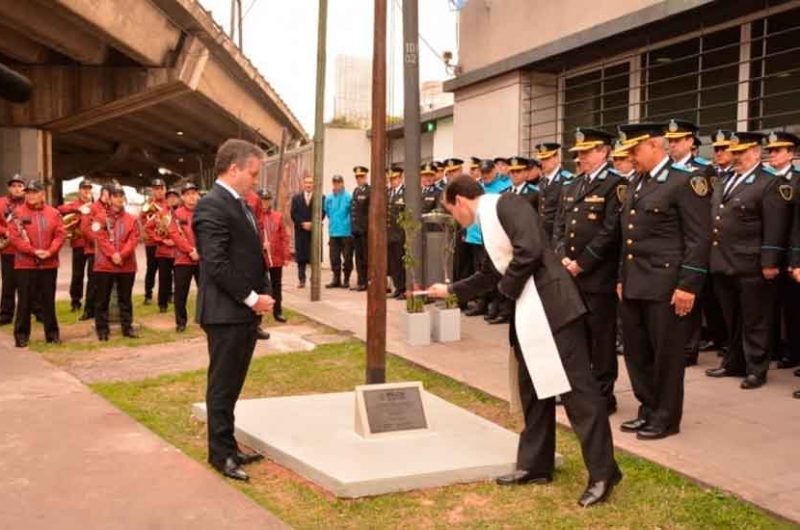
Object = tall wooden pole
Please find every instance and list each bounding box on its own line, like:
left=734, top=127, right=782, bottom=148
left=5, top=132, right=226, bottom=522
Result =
left=310, top=0, right=328, bottom=302
left=366, top=0, right=388, bottom=384
left=402, top=0, right=422, bottom=290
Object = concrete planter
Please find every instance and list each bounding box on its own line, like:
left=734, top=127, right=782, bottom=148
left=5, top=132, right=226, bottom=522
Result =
left=402, top=310, right=431, bottom=346
left=430, top=307, right=461, bottom=343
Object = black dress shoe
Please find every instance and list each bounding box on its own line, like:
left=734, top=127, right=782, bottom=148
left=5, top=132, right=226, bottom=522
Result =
left=256, top=327, right=271, bottom=340
left=578, top=470, right=622, bottom=508
left=356, top=285, right=367, bottom=292
left=14, top=338, right=28, bottom=348
left=159, top=306, right=168, bottom=314
left=98, top=332, right=109, bottom=341
left=297, top=282, right=305, bottom=289
left=795, top=368, right=800, bottom=377
left=273, top=314, right=287, bottom=323
left=0, top=317, right=12, bottom=326
left=393, top=291, right=406, bottom=300
left=487, top=315, right=510, bottom=325
left=684, top=348, right=698, bottom=366
left=793, top=389, right=800, bottom=399
left=46, top=337, right=61, bottom=345
left=70, top=303, right=81, bottom=313
left=740, top=375, right=765, bottom=389
left=176, top=325, right=186, bottom=333
left=636, top=425, right=679, bottom=440
left=143, top=297, right=153, bottom=306
left=705, top=367, right=744, bottom=378
left=122, top=329, right=139, bottom=339
left=620, top=418, right=647, bottom=433
left=325, top=281, right=341, bottom=289
left=212, top=457, right=249, bottom=481
left=607, top=400, right=618, bottom=415
left=236, top=451, right=264, bottom=466
left=463, top=305, right=486, bottom=317
left=496, top=470, right=552, bottom=486
left=78, top=312, right=92, bottom=321
left=698, top=339, right=718, bottom=352
left=777, top=358, right=799, bottom=369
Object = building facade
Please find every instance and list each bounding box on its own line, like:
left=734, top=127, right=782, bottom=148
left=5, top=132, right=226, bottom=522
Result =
left=333, top=55, right=373, bottom=128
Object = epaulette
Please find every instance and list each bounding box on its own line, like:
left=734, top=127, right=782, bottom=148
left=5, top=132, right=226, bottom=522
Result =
left=670, top=163, right=694, bottom=174
left=562, top=176, right=578, bottom=186
left=560, top=169, right=574, bottom=180
left=607, top=167, right=621, bottom=176
left=693, top=156, right=711, bottom=166
left=762, top=165, right=778, bottom=177
left=499, top=185, right=513, bottom=194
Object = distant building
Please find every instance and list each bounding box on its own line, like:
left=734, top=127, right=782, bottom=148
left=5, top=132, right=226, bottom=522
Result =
left=420, top=81, right=454, bottom=112
left=333, top=55, right=372, bottom=128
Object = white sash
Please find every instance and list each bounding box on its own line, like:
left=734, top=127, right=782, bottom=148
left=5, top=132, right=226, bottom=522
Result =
left=477, top=194, right=571, bottom=399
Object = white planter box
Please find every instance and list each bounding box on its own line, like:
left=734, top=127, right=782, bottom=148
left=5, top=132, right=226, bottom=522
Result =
left=430, top=307, right=461, bottom=343
left=402, top=311, right=431, bottom=346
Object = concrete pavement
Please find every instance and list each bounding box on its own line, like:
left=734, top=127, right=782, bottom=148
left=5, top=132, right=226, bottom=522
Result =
left=282, top=264, right=800, bottom=524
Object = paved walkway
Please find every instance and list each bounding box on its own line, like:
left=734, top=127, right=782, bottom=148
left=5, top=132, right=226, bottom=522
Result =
left=282, top=265, right=800, bottom=524
left=0, top=334, right=289, bottom=530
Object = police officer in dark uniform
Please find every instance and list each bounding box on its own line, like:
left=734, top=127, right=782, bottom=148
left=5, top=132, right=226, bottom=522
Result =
left=711, top=130, right=736, bottom=185
left=553, top=128, right=626, bottom=413
left=350, top=166, right=370, bottom=292
left=616, top=123, right=712, bottom=440
left=704, top=132, right=792, bottom=389
left=468, top=157, right=482, bottom=181
left=665, top=119, right=716, bottom=179
left=442, top=158, right=463, bottom=188
left=387, top=165, right=406, bottom=299
left=421, top=162, right=442, bottom=214
left=536, top=143, right=574, bottom=245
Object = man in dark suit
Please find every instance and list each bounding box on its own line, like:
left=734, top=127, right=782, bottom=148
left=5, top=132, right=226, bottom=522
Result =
left=427, top=175, right=620, bottom=508
left=290, top=176, right=315, bottom=288
left=193, top=139, right=274, bottom=482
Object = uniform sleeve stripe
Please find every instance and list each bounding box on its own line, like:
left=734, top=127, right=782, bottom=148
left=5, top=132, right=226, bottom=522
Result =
left=681, top=265, right=708, bottom=274
left=761, top=245, right=785, bottom=250
left=586, top=246, right=601, bottom=259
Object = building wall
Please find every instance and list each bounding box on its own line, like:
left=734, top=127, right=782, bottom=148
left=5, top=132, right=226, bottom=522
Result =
left=322, top=125, right=371, bottom=194
left=432, top=117, right=454, bottom=161
left=453, top=71, right=523, bottom=158
left=457, top=0, right=662, bottom=73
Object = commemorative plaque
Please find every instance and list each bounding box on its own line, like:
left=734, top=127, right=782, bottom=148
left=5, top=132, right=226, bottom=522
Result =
left=354, top=382, right=430, bottom=438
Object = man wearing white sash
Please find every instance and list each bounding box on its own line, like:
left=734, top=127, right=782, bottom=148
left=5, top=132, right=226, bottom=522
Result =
left=428, top=175, right=620, bottom=508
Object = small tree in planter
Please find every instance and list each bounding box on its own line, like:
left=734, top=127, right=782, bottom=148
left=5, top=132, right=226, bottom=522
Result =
left=399, top=210, right=430, bottom=346
left=430, top=213, right=461, bottom=342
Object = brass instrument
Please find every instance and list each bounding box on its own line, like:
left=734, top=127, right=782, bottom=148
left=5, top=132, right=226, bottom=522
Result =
left=141, top=199, right=162, bottom=222
left=62, top=212, right=81, bottom=240
left=156, top=211, right=172, bottom=238
left=0, top=208, right=16, bottom=250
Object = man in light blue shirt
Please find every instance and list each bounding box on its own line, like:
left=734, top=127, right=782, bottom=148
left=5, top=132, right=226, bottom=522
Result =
left=323, top=175, right=353, bottom=288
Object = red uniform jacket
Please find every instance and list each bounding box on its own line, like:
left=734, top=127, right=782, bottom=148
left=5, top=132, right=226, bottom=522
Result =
left=93, top=208, right=139, bottom=273
left=0, top=195, right=24, bottom=255
left=142, top=198, right=168, bottom=247
left=58, top=198, right=93, bottom=248
left=152, top=207, right=177, bottom=259
left=168, top=206, right=198, bottom=267
left=262, top=210, right=290, bottom=268
left=8, top=203, right=66, bottom=270
left=81, top=201, right=109, bottom=256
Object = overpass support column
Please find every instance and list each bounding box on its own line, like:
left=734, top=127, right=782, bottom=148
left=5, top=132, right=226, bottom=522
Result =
left=0, top=128, right=54, bottom=203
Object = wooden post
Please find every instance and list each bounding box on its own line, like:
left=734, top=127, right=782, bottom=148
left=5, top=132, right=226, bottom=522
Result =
left=366, top=0, right=388, bottom=384
left=310, top=0, right=328, bottom=302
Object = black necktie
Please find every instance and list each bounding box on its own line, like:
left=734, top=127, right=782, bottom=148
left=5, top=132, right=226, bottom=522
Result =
left=239, top=199, right=257, bottom=233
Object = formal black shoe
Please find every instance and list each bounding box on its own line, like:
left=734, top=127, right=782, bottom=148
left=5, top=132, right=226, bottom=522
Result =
left=341, top=282, right=350, bottom=290
left=46, top=337, right=61, bottom=345
left=684, top=348, right=698, bottom=367
left=297, top=282, right=306, bottom=289
left=685, top=356, right=698, bottom=367
left=698, top=340, right=719, bottom=352
left=355, top=285, right=367, bottom=292
left=392, top=291, right=406, bottom=300
left=487, top=315, right=510, bottom=325
left=578, top=470, right=622, bottom=508
left=325, top=280, right=341, bottom=289
left=159, top=306, right=168, bottom=314
left=143, top=297, right=153, bottom=306
left=70, top=303, right=81, bottom=313
left=273, top=314, right=287, bottom=323
left=620, top=418, right=648, bottom=433
left=98, top=332, right=109, bottom=341
left=176, top=325, right=186, bottom=333
left=463, top=305, right=486, bottom=317
left=607, top=400, right=618, bottom=415
left=795, top=368, right=800, bottom=377
left=256, top=327, right=271, bottom=340
left=235, top=451, right=264, bottom=466
left=777, top=358, right=799, bottom=369
left=636, top=425, right=679, bottom=440
left=0, top=317, right=12, bottom=326
left=122, top=329, right=139, bottom=339
left=78, top=312, right=92, bottom=321
left=212, top=457, right=249, bottom=481
left=705, top=367, right=745, bottom=378
left=793, top=389, right=800, bottom=399
left=483, top=311, right=498, bottom=322
left=740, top=375, right=765, bottom=389
left=495, top=470, right=552, bottom=486
left=14, top=337, right=28, bottom=348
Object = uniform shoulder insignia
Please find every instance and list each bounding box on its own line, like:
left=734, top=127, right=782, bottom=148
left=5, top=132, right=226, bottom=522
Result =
left=562, top=177, right=578, bottom=186
left=560, top=170, right=574, bottom=180
left=671, top=163, right=694, bottom=174
left=693, top=156, right=711, bottom=166
left=690, top=176, right=709, bottom=197
left=616, top=184, right=627, bottom=203
left=91, top=221, right=101, bottom=232
left=607, top=168, right=622, bottom=176
left=762, top=165, right=778, bottom=176
left=779, top=184, right=793, bottom=202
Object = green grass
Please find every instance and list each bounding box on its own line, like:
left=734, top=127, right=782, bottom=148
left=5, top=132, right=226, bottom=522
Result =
left=91, top=342, right=791, bottom=530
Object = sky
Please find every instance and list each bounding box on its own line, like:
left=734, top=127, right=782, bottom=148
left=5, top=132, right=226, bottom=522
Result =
left=198, top=0, right=460, bottom=135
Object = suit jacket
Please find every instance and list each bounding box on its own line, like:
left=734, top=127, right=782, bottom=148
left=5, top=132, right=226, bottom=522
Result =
left=452, top=193, right=586, bottom=336
left=387, top=184, right=406, bottom=243
left=290, top=192, right=314, bottom=262
left=539, top=167, right=574, bottom=246
left=553, top=163, right=626, bottom=294
left=193, top=183, right=268, bottom=325
left=350, top=184, right=370, bottom=235
left=710, top=163, right=792, bottom=276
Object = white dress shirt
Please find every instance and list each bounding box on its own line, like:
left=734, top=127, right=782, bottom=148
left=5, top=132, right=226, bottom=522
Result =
left=215, top=179, right=260, bottom=308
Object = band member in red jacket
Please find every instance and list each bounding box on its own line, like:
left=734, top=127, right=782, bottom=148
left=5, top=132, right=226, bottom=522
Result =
left=0, top=174, right=25, bottom=325
left=141, top=178, right=167, bottom=305
left=8, top=180, right=66, bottom=347
left=259, top=188, right=290, bottom=322
left=93, top=184, right=140, bottom=341
left=58, top=178, right=94, bottom=312
left=169, top=182, right=200, bottom=332
left=79, top=184, right=112, bottom=321
left=150, top=188, right=180, bottom=313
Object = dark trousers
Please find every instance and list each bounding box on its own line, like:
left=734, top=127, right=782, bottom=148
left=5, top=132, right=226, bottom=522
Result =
left=621, top=298, right=691, bottom=430
left=297, top=261, right=308, bottom=284
left=84, top=254, right=96, bottom=317
left=387, top=240, right=405, bottom=293
left=1, top=253, right=17, bottom=320
left=513, top=316, right=618, bottom=482
left=782, top=277, right=800, bottom=364
left=686, top=276, right=728, bottom=355
left=473, top=245, right=493, bottom=310
left=328, top=236, right=354, bottom=279
left=69, top=246, right=88, bottom=308
left=156, top=256, right=174, bottom=308
left=174, top=265, right=199, bottom=328
left=94, top=272, right=135, bottom=334
left=203, top=321, right=259, bottom=466
left=269, top=266, right=283, bottom=317
left=582, top=292, right=619, bottom=408
left=144, top=245, right=157, bottom=299
left=352, top=232, right=368, bottom=287
left=454, top=231, right=474, bottom=282
left=14, top=268, right=58, bottom=342
left=714, top=274, right=775, bottom=379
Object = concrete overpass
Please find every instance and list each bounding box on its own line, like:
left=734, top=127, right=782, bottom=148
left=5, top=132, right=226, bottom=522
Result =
left=0, top=0, right=308, bottom=195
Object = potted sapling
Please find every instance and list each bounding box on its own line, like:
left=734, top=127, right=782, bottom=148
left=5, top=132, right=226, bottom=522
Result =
left=399, top=210, right=431, bottom=346
left=429, top=213, right=461, bottom=342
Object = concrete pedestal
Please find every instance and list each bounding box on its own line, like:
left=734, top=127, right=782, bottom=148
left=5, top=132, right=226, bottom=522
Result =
left=193, top=391, right=524, bottom=498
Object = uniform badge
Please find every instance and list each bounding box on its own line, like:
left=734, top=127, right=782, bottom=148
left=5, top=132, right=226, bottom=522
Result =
left=710, top=175, right=719, bottom=188
left=769, top=132, right=778, bottom=144
left=779, top=184, right=793, bottom=202
left=668, top=119, right=678, bottom=132
left=587, top=213, right=598, bottom=220
left=616, top=185, right=626, bottom=203
left=575, top=129, right=585, bottom=143
left=690, top=176, right=709, bottom=197
left=91, top=221, right=101, bottom=232
left=715, top=130, right=726, bottom=143
left=79, top=205, right=91, bottom=215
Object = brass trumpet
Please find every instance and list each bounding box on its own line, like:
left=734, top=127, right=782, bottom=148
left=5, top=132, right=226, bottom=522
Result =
left=62, top=212, right=81, bottom=240
left=156, top=212, right=172, bottom=238
left=142, top=199, right=162, bottom=222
